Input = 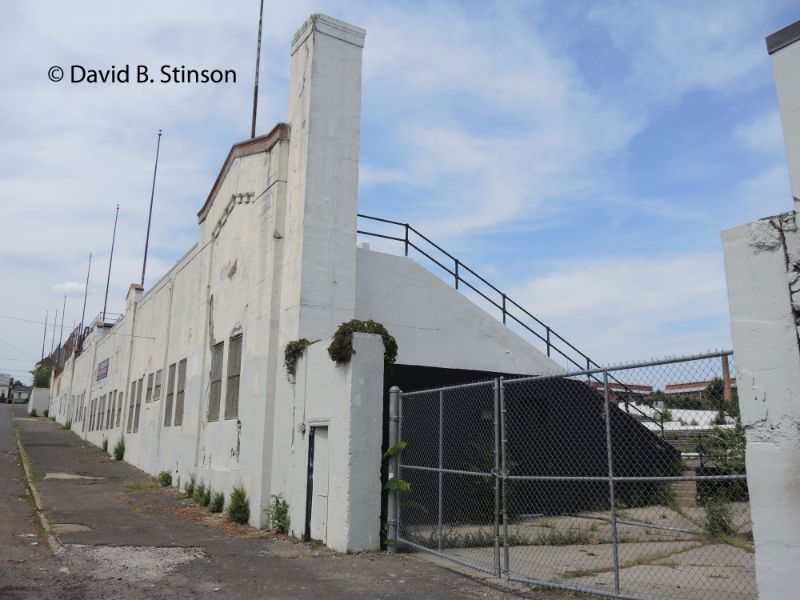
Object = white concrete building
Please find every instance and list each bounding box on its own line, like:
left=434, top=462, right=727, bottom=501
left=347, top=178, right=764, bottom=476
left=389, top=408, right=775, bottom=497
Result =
left=721, top=18, right=800, bottom=600
left=46, top=14, right=557, bottom=551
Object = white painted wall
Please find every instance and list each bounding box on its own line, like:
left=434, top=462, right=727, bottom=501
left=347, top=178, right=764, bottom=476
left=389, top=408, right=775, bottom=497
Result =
left=771, top=29, right=800, bottom=208
left=356, top=248, right=559, bottom=374
left=28, top=387, right=50, bottom=415
left=271, top=333, right=384, bottom=552
left=722, top=212, right=800, bottom=600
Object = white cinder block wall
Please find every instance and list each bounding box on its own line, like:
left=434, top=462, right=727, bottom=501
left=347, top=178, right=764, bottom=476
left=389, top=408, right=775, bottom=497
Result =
left=46, top=13, right=558, bottom=551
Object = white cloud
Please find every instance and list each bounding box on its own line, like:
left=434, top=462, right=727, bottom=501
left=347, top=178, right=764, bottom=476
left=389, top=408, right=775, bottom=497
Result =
left=736, top=110, right=785, bottom=155
left=508, top=253, right=730, bottom=363
left=52, top=282, right=86, bottom=296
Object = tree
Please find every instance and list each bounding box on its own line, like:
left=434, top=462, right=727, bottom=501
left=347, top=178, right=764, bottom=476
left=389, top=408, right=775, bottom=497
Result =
left=30, top=365, right=52, bottom=388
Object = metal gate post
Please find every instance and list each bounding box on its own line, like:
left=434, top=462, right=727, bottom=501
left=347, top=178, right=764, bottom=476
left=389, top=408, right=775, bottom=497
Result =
left=602, top=371, right=620, bottom=594
left=388, top=386, right=400, bottom=553
left=500, top=377, right=510, bottom=579
left=438, top=390, right=443, bottom=553
left=493, top=378, right=501, bottom=577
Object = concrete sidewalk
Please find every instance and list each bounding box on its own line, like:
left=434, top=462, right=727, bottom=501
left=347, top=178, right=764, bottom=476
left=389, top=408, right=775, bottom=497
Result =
left=2, top=406, right=553, bottom=600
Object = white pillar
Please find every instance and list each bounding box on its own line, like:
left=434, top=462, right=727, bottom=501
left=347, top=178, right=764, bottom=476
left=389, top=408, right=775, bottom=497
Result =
left=281, top=14, right=366, bottom=341
left=768, top=20, right=800, bottom=210
left=722, top=212, right=800, bottom=600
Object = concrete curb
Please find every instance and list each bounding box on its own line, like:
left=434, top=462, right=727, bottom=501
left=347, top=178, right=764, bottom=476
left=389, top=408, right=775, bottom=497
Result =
left=11, top=411, right=64, bottom=555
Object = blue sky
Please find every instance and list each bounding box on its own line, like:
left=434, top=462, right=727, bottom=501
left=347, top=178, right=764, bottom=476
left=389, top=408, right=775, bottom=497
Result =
left=0, top=1, right=797, bottom=382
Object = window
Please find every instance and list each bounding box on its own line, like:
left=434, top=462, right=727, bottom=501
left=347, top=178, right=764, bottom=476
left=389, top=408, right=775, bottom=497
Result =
left=89, top=398, right=94, bottom=431
left=208, top=342, right=224, bottom=422
left=100, top=395, right=106, bottom=430
left=145, top=373, right=154, bottom=403
left=127, top=380, right=136, bottom=433
left=164, top=363, right=176, bottom=426
left=174, top=359, right=187, bottom=426
left=225, top=335, right=242, bottom=420
left=116, top=392, right=123, bottom=428
left=109, top=391, right=116, bottom=429
left=153, top=369, right=162, bottom=402
left=133, top=377, right=143, bottom=433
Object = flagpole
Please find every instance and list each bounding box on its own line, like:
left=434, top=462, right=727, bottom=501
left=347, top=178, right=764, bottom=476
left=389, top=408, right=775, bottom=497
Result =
left=251, top=0, right=265, bottom=138
left=141, top=130, right=162, bottom=287
left=103, top=204, right=120, bottom=322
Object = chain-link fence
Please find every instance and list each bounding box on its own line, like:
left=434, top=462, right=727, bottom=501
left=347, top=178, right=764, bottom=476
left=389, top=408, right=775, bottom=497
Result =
left=389, top=351, right=754, bottom=600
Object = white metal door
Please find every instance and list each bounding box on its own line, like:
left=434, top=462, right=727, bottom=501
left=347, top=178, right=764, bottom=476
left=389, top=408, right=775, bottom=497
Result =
left=310, top=427, right=329, bottom=542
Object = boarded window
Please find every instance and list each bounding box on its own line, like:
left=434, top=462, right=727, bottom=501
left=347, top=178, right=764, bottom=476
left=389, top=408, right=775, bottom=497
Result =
left=145, top=373, right=154, bottom=403
left=208, top=342, right=224, bottom=422
left=133, top=377, right=143, bottom=433
left=89, top=398, right=94, bottom=431
left=153, top=369, right=163, bottom=402
left=164, top=363, right=176, bottom=427
left=109, top=391, right=116, bottom=429
left=174, top=359, right=187, bottom=426
left=225, top=335, right=242, bottom=420
left=116, top=392, right=123, bottom=428
left=100, top=395, right=106, bottom=430
left=127, top=380, right=136, bottom=433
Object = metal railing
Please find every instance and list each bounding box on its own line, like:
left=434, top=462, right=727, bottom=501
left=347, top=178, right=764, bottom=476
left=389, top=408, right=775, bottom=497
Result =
left=357, top=213, right=667, bottom=430
left=388, top=351, right=753, bottom=600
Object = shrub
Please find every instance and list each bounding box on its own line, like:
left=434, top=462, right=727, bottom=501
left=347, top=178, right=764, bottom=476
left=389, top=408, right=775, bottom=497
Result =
left=201, top=486, right=212, bottom=507
left=210, top=491, right=225, bottom=513
left=157, top=471, right=172, bottom=487
left=185, top=474, right=196, bottom=498
left=101, top=438, right=108, bottom=453
left=227, top=485, right=250, bottom=524
left=43, top=409, right=49, bottom=418
left=661, top=408, right=673, bottom=422
left=64, top=419, right=72, bottom=430
left=704, top=495, right=734, bottom=537
left=113, top=437, right=125, bottom=460
left=30, top=409, right=38, bottom=417
left=267, top=494, right=290, bottom=533
left=327, top=320, right=397, bottom=369
left=193, top=482, right=206, bottom=504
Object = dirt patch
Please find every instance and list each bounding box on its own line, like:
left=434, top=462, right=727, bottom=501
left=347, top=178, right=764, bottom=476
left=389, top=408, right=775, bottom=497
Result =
left=66, top=544, right=204, bottom=582
left=44, top=472, right=104, bottom=481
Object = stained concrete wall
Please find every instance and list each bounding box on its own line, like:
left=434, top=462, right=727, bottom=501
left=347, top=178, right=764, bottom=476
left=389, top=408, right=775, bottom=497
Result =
left=722, top=212, right=800, bottom=599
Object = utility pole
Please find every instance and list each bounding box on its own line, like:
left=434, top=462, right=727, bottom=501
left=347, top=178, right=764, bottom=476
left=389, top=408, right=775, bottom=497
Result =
left=250, top=0, right=265, bottom=138
left=103, top=204, right=120, bottom=322
left=141, top=130, right=162, bottom=287
left=50, top=307, right=58, bottom=356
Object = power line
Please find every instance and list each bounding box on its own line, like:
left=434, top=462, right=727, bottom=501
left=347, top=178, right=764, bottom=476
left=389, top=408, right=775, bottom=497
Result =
left=0, top=336, right=36, bottom=360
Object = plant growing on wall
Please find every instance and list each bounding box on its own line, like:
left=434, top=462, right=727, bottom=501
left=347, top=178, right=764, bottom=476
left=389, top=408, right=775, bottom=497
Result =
left=113, top=437, right=125, bottom=460
left=30, top=409, right=38, bottom=417
left=101, top=438, right=108, bottom=453
left=283, top=338, right=318, bottom=380
left=327, top=320, right=397, bottom=369
left=266, top=494, right=290, bottom=533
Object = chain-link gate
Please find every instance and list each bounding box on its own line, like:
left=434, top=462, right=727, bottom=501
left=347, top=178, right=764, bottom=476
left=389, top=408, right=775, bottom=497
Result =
left=387, top=351, right=755, bottom=600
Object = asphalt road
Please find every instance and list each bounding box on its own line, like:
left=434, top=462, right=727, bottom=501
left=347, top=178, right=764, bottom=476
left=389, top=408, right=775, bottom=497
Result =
left=0, top=405, right=559, bottom=600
